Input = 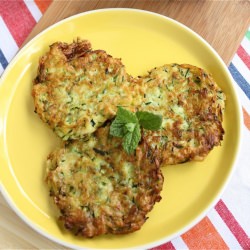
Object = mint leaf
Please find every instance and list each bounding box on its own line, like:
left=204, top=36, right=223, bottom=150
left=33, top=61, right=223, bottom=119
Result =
left=116, top=106, right=137, bottom=123
left=110, top=107, right=162, bottom=154
left=110, top=107, right=138, bottom=137
left=125, top=122, right=136, bottom=133
left=136, top=111, right=162, bottom=130
left=122, top=123, right=141, bottom=154
left=109, top=120, right=126, bottom=137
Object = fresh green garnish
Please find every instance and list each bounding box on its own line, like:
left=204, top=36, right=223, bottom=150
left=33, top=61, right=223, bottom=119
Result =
left=110, top=107, right=162, bottom=154
left=136, top=111, right=162, bottom=131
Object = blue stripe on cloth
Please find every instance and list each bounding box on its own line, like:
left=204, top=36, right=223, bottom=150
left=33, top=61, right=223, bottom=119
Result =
left=0, top=49, right=8, bottom=69
left=229, top=63, right=250, bottom=100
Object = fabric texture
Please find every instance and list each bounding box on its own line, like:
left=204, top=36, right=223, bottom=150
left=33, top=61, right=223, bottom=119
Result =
left=0, top=1, right=249, bottom=249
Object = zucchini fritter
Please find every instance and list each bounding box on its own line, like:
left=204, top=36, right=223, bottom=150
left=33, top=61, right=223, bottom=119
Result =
left=32, top=39, right=143, bottom=140
left=138, top=64, right=225, bottom=165
left=46, top=125, right=163, bottom=237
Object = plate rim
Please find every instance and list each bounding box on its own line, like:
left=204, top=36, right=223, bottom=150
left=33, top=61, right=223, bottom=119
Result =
left=0, top=7, right=243, bottom=250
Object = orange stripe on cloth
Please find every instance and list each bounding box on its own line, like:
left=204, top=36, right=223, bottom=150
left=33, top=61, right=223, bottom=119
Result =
left=34, top=0, right=52, bottom=14
left=182, top=217, right=229, bottom=250
left=243, top=107, right=250, bottom=130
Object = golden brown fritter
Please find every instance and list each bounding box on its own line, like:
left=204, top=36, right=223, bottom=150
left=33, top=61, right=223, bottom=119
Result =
left=137, top=64, right=225, bottom=165
left=32, top=39, right=143, bottom=140
left=35, top=39, right=226, bottom=239
left=46, top=125, right=163, bottom=237
left=32, top=39, right=225, bottom=164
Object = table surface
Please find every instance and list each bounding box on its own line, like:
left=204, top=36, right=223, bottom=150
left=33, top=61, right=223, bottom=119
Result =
left=24, top=0, right=250, bottom=65
left=0, top=1, right=250, bottom=249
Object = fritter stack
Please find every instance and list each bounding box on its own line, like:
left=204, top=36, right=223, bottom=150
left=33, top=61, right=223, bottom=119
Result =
left=32, top=39, right=225, bottom=237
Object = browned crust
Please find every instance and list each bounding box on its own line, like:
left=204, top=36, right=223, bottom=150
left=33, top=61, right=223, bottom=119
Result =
left=34, top=38, right=92, bottom=84
left=46, top=125, right=163, bottom=237
left=138, top=63, right=225, bottom=165
left=32, top=39, right=133, bottom=139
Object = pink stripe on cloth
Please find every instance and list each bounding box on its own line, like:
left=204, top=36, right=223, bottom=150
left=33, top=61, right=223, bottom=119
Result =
left=215, top=200, right=250, bottom=249
left=237, top=45, right=250, bottom=70
left=151, top=241, right=176, bottom=250
left=0, top=0, right=36, bottom=47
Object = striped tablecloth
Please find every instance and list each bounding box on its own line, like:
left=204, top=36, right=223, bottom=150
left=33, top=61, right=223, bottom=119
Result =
left=0, top=1, right=249, bottom=249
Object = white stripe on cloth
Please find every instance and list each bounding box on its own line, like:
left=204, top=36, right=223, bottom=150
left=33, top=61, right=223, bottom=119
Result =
left=232, top=54, right=250, bottom=86
left=241, top=37, right=250, bottom=55
left=235, top=83, right=250, bottom=115
left=171, top=236, right=189, bottom=249
left=0, top=16, right=19, bottom=62
left=23, top=0, right=42, bottom=22
left=207, top=209, right=242, bottom=249
left=222, top=125, right=250, bottom=236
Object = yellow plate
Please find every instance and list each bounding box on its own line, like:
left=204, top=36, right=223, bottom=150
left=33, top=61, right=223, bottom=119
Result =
left=0, top=9, right=242, bottom=249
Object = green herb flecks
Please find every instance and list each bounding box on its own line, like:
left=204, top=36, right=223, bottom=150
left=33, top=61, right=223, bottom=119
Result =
left=90, top=119, right=96, bottom=127
left=185, top=68, right=190, bottom=78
